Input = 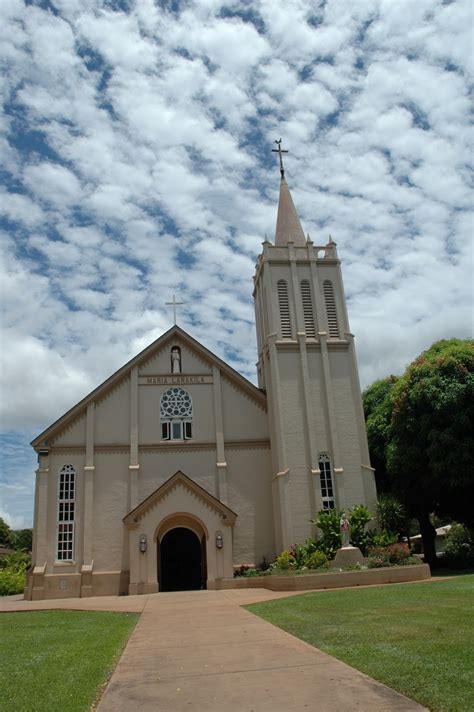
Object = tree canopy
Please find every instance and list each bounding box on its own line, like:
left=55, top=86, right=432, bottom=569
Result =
left=363, top=375, right=399, bottom=493
left=363, top=338, right=474, bottom=566
left=0, top=518, right=32, bottom=552
left=0, top=518, right=14, bottom=548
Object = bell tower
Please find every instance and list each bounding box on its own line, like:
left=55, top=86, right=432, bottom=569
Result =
left=253, top=146, right=377, bottom=552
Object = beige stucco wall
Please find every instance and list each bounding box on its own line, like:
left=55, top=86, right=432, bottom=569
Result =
left=94, top=379, right=130, bottom=445
left=92, top=451, right=130, bottom=571
left=49, top=415, right=86, bottom=446
left=138, top=449, right=218, bottom=503
left=226, top=446, right=274, bottom=564
left=221, top=377, right=268, bottom=440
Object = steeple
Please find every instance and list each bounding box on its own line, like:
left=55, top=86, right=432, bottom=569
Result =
left=274, top=177, right=306, bottom=247
left=271, top=140, right=306, bottom=247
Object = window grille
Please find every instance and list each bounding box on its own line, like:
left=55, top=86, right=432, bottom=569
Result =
left=300, top=280, right=316, bottom=337
left=277, top=280, right=292, bottom=338
left=57, top=465, right=75, bottom=560
left=318, top=453, right=335, bottom=509
left=323, top=280, right=339, bottom=338
left=160, top=387, right=193, bottom=441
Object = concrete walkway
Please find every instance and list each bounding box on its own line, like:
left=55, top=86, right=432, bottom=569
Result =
left=96, top=589, right=425, bottom=712
left=2, top=588, right=427, bottom=711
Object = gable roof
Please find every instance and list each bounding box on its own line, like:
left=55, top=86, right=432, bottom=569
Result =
left=31, top=325, right=266, bottom=449
left=122, top=470, right=237, bottom=528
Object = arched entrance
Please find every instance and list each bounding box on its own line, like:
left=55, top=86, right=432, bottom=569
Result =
left=158, top=527, right=207, bottom=592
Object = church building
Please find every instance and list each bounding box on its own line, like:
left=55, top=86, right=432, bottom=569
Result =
left=26, top=163, right=377, bottom=600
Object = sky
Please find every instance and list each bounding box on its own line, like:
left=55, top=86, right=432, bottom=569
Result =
left=1, top=0, right=473, bottom=529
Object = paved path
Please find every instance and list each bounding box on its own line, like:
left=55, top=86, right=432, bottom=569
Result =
left=95, top=589, right=426, bottom=712
left=2, top=588, right=428, bottom=711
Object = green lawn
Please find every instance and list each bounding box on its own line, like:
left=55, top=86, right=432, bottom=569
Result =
left=0, top=610, right=138, bottom=712
left=246, top=575, right=474, bottom=712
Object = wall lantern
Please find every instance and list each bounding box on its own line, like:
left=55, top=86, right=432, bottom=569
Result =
left=139, top=534, right=147, bottom=553
left=215, top=531, right=223, bottom=549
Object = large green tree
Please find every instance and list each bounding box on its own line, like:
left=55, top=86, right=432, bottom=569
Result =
left=363, top=338, right=474, bottom=567
left=13, top=529, right=33, bottom=552
left=0, top=518, right=14, bottom=548
left=363, top=375, right=399, bottom=493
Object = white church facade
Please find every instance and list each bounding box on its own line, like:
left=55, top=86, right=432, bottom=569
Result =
left=26, top=170, right=377, bottom=600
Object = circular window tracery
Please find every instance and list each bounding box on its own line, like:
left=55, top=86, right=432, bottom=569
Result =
left=160, top=387, right=193, bottom=418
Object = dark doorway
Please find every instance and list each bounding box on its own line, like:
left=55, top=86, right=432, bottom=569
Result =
left=159, top=527, right=206, bottom=592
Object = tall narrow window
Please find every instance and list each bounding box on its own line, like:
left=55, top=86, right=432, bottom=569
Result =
left=160, top=387, right=193, bottom=441
left=300, top=280, right=316, bottom=337
left=57, top=464, right=75, bottom=561
left=323, top=280, right=340, bottom=338
left=318, top=454, right=335, bottom=510
left=277, top=279, right=292, bottom=338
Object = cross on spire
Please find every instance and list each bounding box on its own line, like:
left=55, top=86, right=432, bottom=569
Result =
left=166, top=294, right=184, bottom=325
left=272, top=138, right=288, bottom=179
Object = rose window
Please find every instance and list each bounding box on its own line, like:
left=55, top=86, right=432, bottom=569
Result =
left=160, top=388, right=192, bottom=418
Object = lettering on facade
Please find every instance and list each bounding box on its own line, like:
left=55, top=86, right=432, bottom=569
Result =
left=139, top=375, right=213, bottom=386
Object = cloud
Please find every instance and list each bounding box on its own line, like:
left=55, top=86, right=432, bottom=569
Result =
left=0, top=0, right=472, bottom=526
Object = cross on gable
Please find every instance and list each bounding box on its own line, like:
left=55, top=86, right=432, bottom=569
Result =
left=165, top=294, right=184, bottom=325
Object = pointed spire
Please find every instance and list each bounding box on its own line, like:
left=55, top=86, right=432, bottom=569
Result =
left=274, top=177, right=306, bottom=247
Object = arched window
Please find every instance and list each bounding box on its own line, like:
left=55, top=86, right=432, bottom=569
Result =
left=318, top=453, right=335, bottom=510
left=57, top=464, right=75, bottom=561
left=160, top=387, right=193, bottom=440
left=300, top=280, right=316, bottom=337
left=323, top=280, right=339, bottom=338
left=277, top=279, right=292, bottom=338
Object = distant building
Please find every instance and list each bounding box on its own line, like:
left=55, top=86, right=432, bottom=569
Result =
left=26, top=167, right=376, bottom=600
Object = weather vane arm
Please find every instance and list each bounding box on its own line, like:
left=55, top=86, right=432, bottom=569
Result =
left=272, top=138, right=288, bottom=178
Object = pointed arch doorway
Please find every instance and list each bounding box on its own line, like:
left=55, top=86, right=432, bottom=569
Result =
left=156, top=513, right=208, bottom=592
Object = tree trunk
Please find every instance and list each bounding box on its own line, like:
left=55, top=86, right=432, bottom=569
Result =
left=418, top=511, right=438, bottom=569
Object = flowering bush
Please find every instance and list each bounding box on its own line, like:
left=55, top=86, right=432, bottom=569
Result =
left=367, top=542, right=411, bottom=568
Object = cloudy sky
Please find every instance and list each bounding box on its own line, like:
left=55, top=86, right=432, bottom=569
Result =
left=1, top=0, right=472, bottom=528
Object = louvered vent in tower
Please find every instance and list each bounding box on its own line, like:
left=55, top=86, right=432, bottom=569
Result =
left=323, top=280, right=339, bottom=338
left=277, top=280, right=292, bottom=338
left=300, top=280, right=316, bottom=337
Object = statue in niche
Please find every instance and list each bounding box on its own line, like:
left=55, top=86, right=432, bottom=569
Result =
left=171, top=347, right=181, bottom=374
left=340, top=511, right=351, bottom=548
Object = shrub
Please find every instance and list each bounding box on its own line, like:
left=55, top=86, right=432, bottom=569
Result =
left=305, top=550, right=328, bottom=570
left=234, top=564, right=251, bottom=578
left=443, top=524, right=474, bottom=569
left=289, top=542, right=307, bottom=568
left=242, top=568, right=259, bottom=577
left=376, top=495, right=406, bottom=540
left=0, top=568, right=26, bottom=595
left=274, top=550, right=296, bottom=570
left=367, top=543, right=411, bottom=568
left=312, top=508, right=341, bottom=559
left=367, top=530, right=398, bottom=547
left=0, top=551, right=31, bottom=595
left=348, top=504, right=372, bottom=554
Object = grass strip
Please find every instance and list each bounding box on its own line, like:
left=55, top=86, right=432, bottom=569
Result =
left=246, top=574, right=474, bottom=712
left=0, top=610, right=138, bottom=712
